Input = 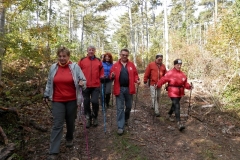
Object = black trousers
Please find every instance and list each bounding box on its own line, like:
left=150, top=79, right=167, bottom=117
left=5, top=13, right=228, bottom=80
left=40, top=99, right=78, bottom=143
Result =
left=169, top=97, right=182, bottom=122
left=82, top=87, right=100, bottom=118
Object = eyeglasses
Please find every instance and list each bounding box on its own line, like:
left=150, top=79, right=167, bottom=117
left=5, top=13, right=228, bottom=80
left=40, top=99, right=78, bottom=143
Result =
left=121, top=54, right=129, bottom=57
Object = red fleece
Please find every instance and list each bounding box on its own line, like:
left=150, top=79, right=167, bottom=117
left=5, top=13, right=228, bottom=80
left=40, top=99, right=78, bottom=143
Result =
left=53, top=65, right=76, bottom=102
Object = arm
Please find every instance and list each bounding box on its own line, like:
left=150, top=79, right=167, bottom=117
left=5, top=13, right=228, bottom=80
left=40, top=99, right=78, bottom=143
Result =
left=132, top=64, right=140, bottom=83
left=143, top=64, right=150, bottom=84
left=184, top=78, right=192, bottom=90
left=157, top=75, right=168, bottom=88
left=76, top=65, right=87, bottom=90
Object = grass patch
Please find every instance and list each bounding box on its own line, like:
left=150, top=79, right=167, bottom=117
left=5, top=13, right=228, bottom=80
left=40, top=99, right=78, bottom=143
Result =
left=113, top=132, right=147, bottom=160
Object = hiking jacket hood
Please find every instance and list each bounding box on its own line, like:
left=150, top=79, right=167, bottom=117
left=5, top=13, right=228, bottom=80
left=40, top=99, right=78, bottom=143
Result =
left=43, top=62, right=87, bottom=105
left=110, top=59, right=139, bottom=96
left=143, top=62, right=166, bottom=86
left=157, top=68, right=191, bottom=97
left=78, top=55, right=104, bottom=88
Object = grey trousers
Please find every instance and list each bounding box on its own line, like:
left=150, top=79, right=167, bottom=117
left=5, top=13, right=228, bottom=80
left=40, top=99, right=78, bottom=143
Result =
left=49, top=100, right=77, bottom=154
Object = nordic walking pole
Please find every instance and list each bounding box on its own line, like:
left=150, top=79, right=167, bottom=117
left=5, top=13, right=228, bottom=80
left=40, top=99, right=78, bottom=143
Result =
left=133, top=84, right=139, bottom=117
left=101, top=78, right=107, bottom=134
left=187, top=82, right=193, bottom=120
left=43, top=100, right=52, bottom=113
left=111, top=84, right=114, bottom=126
left=152, top=87, right=157, bottom=124
left=79, top=87, right=90, bottom=160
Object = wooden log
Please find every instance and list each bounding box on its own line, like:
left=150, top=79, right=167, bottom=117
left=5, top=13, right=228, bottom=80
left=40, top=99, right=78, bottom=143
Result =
left=0, top=143, right=15, bottom=160
left=0, top=126, right=8, bottom=145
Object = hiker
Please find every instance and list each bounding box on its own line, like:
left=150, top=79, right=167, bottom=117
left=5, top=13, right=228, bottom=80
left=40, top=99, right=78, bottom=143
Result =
left=78, top=45, right=104, bottom=128
left=100, top=52, right=114, bottom=108
left=43, top=46, right=86, bottom=160
left=156, top=59, right=193, bottom=131
left=110, top=49, right=140, bottom=135
left=143, top=54, right=167, bottom=117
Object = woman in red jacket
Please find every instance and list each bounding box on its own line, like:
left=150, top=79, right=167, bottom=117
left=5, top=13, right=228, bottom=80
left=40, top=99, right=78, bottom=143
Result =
left=156, top=59, right=193, bottom=131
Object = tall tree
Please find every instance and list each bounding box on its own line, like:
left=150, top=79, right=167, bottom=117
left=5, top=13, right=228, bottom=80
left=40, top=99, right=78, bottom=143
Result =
left=0, top=0, right=5, bottom=81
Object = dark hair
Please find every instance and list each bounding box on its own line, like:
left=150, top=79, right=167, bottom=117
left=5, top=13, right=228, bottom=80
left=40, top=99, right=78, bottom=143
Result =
left=103, top=52, right=113, bottom=64
left=120, top=48, right=130, bottom=54
left=57, top=46, right=70, bottom=56
left=174, top=59, right=182, bottom=65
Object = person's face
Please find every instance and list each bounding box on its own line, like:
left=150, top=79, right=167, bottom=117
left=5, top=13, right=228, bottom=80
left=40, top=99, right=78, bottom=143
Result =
left=174, top=64, right=182, bottom=70
left=87, top=48, right=96, bottom=56
left=120, top=51, right=129, bottom=62
left=58, top=52, right=69, bottom=65
left=155, top=57, right=163, bottom=64
left=105, top=55, right=110, bottom=62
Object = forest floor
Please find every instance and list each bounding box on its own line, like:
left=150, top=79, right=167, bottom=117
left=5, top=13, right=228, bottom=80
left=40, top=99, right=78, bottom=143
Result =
left=1, top=73, right=240, bottom=160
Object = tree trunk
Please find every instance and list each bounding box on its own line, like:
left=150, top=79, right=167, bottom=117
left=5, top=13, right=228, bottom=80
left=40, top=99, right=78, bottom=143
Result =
left=0, top=0, right=5, bottom=81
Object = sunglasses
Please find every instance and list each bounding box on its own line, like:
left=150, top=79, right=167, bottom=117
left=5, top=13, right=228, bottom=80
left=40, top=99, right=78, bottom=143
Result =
left=121, top=54, right=129, bottom=57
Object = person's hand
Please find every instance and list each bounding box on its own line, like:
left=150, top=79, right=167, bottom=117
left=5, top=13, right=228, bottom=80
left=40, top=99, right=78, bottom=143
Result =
left=43, top=97, right=49, bottom=103
left=154, top=84, right=158, bottom=89
left=191, top=83, right=194, bottom=90
left=111, top=72, right=115, bottom=79
left=79, top=80, right=84, bottom=86
left=136, top=80, right=140, bottom=85
left=144, top=83, right=148, bottom=88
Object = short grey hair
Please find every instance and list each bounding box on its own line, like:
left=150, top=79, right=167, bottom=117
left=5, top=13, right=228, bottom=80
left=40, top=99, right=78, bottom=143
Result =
left=87, top=45, right=96, bottom=50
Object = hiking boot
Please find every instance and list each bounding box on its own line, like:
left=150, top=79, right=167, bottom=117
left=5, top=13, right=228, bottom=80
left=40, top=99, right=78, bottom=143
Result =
left=117, top=129, right=124, bottom=135
left=166, top=114, right=175, bottom=122
left=155, top=112, right=160, bottom=117
left=86, top=119, right=91, bottom=128
left=66, top=140, right=73, bottom=147
left=177, top=121, right=185, bottom=131
left=125, top=120, right=128, bottom=126
left=47, top=154, right=58, bottom=160
left=93, top=118, right=98, bottom=127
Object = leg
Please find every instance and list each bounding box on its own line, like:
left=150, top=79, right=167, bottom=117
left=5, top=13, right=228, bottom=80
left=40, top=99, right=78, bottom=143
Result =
left=83, top=88, right=91, bottom=117
left=168, top=98, right=175, bottom=116
left=105, top=82, right=112, bottom=107
left=91, top=87, right=100, bottom=126
left=124, top=88, right=133, bottom=122
left=150, top=85, right=159, bottom=116
left=65, top=100, right=78, bottom=141
left=116, top=87, right=125, bottom=130
left=156, top=87, right=161, bottom=107
left=49, top=102, right=65, bottom=154
left=170, top=97, right=181, bottom=122
left=91, top=87, right=100, bottom=118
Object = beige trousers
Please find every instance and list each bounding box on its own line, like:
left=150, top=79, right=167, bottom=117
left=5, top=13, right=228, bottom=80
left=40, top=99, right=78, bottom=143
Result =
left=150, top=85, right=161, bottom=114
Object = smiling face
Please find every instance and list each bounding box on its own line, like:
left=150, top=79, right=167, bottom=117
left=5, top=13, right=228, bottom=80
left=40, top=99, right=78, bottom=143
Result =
left=58, top=51, right=70, bottom=65
left=87, top=47, right=96, bottom=57
left=174, top=63, right=182, bottom=70
left=105, top=55, right=110, bottom=62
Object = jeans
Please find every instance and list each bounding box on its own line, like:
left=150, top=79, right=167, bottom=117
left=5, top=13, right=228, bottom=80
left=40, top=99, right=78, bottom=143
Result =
left=116, top=87, right=133, bottom=130
left=49, top=100, right=77, bottom=154
left=82, top=87, right=100, bottom=118
left=169, top=97, right=182, bottom=122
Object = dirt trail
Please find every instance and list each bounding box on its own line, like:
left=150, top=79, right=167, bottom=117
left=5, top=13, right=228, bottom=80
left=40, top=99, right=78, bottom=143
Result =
left=2, top=80, right=240, bottom=160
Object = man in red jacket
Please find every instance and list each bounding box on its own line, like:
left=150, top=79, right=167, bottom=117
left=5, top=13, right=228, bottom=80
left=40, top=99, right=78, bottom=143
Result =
left=110, top=49, right=140, bottom=135
left=78, top=46, right=104, bottom=128
left=143, top=54, right=167, bottom=117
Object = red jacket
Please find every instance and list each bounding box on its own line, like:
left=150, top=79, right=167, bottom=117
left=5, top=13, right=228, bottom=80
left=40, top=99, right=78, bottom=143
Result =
left=110, top=59, right=139, bottom=96
left=144, top=62, right=166, bottom=85
left=78, top=55, right=104, bottom=88
left=157, top=68, right=191, bottom=97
